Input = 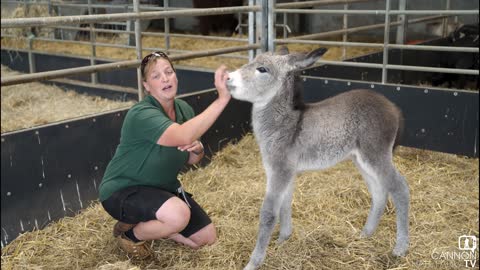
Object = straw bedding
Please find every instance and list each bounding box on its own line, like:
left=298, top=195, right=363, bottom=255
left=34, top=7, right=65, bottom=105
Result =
left=1, top=6, right=478, bottom=269
left=0, top=65, right=135, bottom=133
left=1, top=5, right=56, bottom=38
left=1, top=133, right=478, bottom=270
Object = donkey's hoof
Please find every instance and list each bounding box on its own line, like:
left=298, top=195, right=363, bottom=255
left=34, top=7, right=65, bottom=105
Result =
left=392, top=244, right=408, bottom=257
left=243, top=262, right=258, bottom=270
left=277, top=228, right=292, bottom=244
left=277, top=234, right=291, bottom=244
left=360, top=229, right=373, bottom=238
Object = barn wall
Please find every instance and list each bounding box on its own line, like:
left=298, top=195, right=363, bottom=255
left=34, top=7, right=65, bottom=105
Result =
left=0, top=90, right=251, bottom=247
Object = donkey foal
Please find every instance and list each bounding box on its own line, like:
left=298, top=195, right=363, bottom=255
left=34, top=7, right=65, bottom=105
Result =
left=226, top=47, right=409, bottom=270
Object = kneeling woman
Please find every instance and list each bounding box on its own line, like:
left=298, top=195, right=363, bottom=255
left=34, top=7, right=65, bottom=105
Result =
left=99, top=51, right=231, bottom=258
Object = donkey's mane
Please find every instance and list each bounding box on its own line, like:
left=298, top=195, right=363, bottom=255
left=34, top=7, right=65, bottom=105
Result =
left=292, top=74, right=305, bottom=111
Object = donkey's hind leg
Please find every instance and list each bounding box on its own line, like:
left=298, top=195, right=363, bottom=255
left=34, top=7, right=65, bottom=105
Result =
left=356, top=151, right=410, bottom=256
left=353, top=153, right=388, bottom=238
left=385, top=163, right=409, bottom=256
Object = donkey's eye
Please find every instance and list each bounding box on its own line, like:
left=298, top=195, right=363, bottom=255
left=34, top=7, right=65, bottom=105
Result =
left=256, top=67, right=269, bottom=73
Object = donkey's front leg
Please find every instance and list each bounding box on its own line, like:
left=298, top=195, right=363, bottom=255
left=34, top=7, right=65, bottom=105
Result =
left=278, top=180, right=295, bottom=244
left=244, top=170, right=293, bottom=270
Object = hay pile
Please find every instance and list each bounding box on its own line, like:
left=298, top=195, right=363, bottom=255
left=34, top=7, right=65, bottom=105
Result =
left=2, top=133, right=478, bottom=269
left=1, top=4, right=56, bottom=38
left=0, top=65, right=135, bottom=133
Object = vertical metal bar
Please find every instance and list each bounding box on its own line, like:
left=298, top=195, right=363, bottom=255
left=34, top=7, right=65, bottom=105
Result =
left=395, top=0, right=407, bottom=83
left=124, top=4, right=130, bottom=45
left=248, top=0, right=255, bottom=60
left=88, top=0, right=98, bottom=84
left=442, top=0, right=451, bottom=37
left=47, top=0, right=54, bottom=39
left=267, top=0, right=275, bottom=52
left=27, top=36, right=36, bottom=73
left=452, top=0, right=459, bottom=26
left=58, top=6, right=64, bottom=40
left=23, top=0, right=28, bottom=17
left=47, top=0, right=52, bottom=17
left=342, top=4, right=348, bottom=60
left=255, top=0, right=265, bottom=54
left=382, top=0, right=391, bottom=84
left=127, top=5, right=135, bottom=46
left=134, top=0, right=144, bottom=101
left=258, top=0, right=269, bottom=53
left=24, top=0, right=35, bottom=74
left=283, top=12, right=288, bottom=38
left=238, top=12, right=243, bottom=36
left=164, top=0, right=170, bottom=52
left=395, top=0, right=407, bottom=44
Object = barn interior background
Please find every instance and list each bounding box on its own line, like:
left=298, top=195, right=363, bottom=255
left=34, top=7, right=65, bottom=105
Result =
left=1, top=0, right=479, bottom=269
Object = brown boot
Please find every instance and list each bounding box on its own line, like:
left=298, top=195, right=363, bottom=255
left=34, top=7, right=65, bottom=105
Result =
left=117, top=233, right=153, bottom=259
left=113, top=221, right=136, bottom=237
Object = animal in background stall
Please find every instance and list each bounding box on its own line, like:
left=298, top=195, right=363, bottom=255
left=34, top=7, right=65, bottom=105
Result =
left=193, top=0, right=243, bottom=36
left=75, top=6, right=107, bottom=41
left=226, top=47, right=409, bottom=270
left=74, top=0, right=127, bottom=41
left=426, top=21, right=462, bottom=38
left=431, top=23, right=479, bottom=90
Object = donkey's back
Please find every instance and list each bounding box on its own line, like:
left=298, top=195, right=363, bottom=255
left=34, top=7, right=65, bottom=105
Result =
left=295, top=89, right=403, bottom=171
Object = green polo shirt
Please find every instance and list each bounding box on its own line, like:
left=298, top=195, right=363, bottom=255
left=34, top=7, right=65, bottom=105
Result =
left=99, top=95, right=195, bottom=202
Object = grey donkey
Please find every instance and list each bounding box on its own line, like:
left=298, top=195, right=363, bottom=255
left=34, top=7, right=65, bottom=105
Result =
left=226, top=47, right=409, bottom=270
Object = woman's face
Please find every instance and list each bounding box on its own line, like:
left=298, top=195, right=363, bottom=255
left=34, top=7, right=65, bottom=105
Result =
left=142, top=58, right=178, bottom=103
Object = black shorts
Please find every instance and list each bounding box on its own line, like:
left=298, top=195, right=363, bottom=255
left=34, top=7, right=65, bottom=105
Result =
left=101, top=185, right=212, bottom=238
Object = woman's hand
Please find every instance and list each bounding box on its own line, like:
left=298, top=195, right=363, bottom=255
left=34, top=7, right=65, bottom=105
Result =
left=178, top=140, right=204, bottom=155
left=156, top=66, right=231, bottom=148
left=214, top=65, right=231, bottom=103
left=179, top=140, right=204, bottom=165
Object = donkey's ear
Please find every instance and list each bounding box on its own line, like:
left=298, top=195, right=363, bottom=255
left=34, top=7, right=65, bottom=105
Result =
left=307, top=48, right=328, bottom=61
left=276, top=46, right=289, bottom=55
left=291, top=48, right=328, bottom=69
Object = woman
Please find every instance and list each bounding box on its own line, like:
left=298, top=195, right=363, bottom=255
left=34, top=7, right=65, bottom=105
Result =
left=99, top=51, right=231, bottom=258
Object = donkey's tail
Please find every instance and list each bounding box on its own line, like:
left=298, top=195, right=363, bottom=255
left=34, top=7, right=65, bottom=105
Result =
left=393, top=112, right=405, bottom=151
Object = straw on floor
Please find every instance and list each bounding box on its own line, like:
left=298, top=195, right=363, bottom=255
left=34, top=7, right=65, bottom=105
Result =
left=0, top=65, right=135, bottom=133
left=1, top=133, right=478, bottom=270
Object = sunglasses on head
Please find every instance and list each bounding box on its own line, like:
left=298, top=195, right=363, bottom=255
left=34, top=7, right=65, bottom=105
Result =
left=141, top=51, right=169, bottom=67
left=140, top=51, right=175, bottom=78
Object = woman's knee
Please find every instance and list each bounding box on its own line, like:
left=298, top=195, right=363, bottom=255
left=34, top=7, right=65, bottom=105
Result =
left=155, top=197, right=191, bottom=232
left=190, top=223, right=217, bottom=247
